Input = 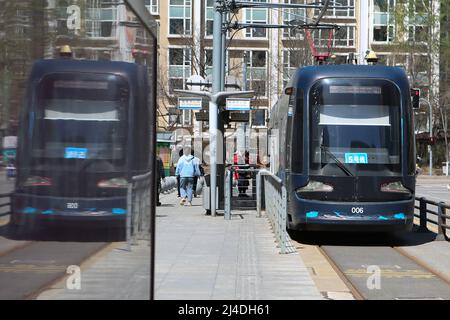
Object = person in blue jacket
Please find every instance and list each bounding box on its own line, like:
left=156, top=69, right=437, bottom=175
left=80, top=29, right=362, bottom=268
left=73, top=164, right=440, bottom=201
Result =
left=176, top=147, right=201, bottom=206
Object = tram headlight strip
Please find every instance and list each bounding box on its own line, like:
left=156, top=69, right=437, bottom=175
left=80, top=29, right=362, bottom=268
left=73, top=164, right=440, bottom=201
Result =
left=380, top=181, right=410, bottom=194
left=296, top=180, right=334, bottom=193
left=97, top=177, right=128, bottom=188
left=23, top=176, right=52, bottom=187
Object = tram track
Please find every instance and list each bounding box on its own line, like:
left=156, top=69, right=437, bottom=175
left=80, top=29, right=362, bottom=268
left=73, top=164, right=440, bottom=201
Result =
left=0, top=223, right=121, bottom=299
left=292, top=231, right=450, bottom=300
left=316, top=246, right=365, bottom=300
left=23, top=242, right=112, bottom=300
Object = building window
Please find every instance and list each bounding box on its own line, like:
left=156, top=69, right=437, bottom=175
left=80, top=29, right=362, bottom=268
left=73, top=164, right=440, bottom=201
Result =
left=408, top=1, right=429, bottom=43
left=169, top=0, right=191, bottom=35
left=372, top=0, right=395, bottom=42
left=246, top=50, right=267, bottom=96
left=283, top=50, right=305, bottom=88
left=56, top=0, right=72, bottom=36
left=205, top=0, right=214, bottom=36
left=245, top=0, right=268, bottom=38
left=312, top=26, right=355, bottom=48
left=283, top=0, right=306, bottom=39
left=333, top=26, right=355, bottom=47
left=168, top=48, right=191, bottom=94
left=169, top=108, right=191, bottom=126
left=324, top=0, right=354, bottom=18
left=252, top=109, right=267, bottom=127
left=409, top=25, right=429, bottom=42
left=85, top=2, right=117, bottom=38
left=204, top=49, right=213, bottom=76
left=145, top=0, right=159, bottom=15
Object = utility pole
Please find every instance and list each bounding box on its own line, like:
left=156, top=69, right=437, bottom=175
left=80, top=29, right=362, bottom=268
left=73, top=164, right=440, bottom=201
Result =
left=421, top=98, right=433, bottom=176
left=359, top=0, right=369, bottom=65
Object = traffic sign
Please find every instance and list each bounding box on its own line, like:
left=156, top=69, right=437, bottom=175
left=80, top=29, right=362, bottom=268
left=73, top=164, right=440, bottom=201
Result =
left=226, top=98, right=251, bottom=111
left=178, top=97, right=202, bottom=110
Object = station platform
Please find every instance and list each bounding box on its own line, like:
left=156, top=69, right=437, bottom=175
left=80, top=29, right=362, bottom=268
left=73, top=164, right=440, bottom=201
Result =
left=37, top=191, right=322, bottom=300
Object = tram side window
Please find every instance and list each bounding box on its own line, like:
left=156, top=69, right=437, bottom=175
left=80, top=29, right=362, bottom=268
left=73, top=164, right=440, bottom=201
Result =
left=291, top=89, right=304, bottom=173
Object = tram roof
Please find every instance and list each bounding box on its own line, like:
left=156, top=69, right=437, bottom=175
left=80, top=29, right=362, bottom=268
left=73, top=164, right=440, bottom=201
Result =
left=29, top=59, right=139, bottom=80
left=293, top=64, right=410, bottom=88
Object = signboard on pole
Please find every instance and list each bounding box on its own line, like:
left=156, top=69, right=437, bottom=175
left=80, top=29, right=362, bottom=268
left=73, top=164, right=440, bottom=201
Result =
left=226, top=98, right=251, bottom=111
left=178, top=97, right=203, bottom=110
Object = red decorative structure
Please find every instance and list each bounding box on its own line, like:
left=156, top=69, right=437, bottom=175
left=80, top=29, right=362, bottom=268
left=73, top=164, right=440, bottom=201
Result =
left=305, top=28, right=335, bottom=64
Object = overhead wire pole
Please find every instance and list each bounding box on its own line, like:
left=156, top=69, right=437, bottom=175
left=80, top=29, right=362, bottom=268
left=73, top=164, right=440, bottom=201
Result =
left=218, top=9, right=228, bottom=210
left=210, top=0, right=224, bottom=217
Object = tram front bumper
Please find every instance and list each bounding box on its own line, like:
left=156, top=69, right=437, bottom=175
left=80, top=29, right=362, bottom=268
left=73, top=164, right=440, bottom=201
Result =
left=288, top=198, right=414, bottom=232
left=11, top=193, right=127, bottom=224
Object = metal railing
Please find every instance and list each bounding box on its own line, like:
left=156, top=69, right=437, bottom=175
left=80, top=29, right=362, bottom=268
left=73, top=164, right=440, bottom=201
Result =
left=415, top=197, right=449, bottom=241
left=256, top=170, right=296, bottom=254
left=0, top=192, right=11, bottom=218
left=224, top=165, right=259, bottom=220
left=127, top=172, right=152, bottom=250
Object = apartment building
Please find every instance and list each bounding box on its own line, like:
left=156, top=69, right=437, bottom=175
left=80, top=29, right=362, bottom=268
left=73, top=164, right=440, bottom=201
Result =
left=154, top=0, right=358, bottom=133
left=152, top=1, right=441, bottom=147
left=0, top=0, right=156, bottom=137
left=0, top=0, right=443, bottom=147
left=0, top=0, right=47, bottom=135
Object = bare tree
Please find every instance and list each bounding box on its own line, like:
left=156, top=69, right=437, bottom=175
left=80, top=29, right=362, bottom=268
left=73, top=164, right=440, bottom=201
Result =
left=386, top=0, right=446, bottom=164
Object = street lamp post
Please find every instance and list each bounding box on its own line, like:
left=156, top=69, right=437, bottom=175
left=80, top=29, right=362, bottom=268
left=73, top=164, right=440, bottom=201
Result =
left=420, top=98, right=433, bottom=176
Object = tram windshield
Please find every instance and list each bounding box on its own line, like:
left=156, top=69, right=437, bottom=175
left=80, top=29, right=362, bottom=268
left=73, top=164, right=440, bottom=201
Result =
left=31, top=74, right=128, bottom=168
left=309, top=79, right=402, bottom=176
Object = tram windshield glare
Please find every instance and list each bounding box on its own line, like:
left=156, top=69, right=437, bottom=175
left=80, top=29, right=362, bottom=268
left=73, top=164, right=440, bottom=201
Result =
left=31, top=74, right=128, bottom=166
left=309, top=79, right=402, bottom=176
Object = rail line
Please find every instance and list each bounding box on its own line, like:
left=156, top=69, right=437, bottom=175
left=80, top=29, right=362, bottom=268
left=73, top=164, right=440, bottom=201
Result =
left=292, top=231, right=450, bottom=300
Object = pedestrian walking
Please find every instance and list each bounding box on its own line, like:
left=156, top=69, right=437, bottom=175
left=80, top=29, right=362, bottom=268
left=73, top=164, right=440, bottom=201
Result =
left=176, top=147, right=201, bottom=206
left=156, top=156, right=165, bottom=206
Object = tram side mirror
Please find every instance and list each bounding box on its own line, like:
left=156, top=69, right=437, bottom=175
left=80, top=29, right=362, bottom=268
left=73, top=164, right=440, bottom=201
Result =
left=411, top=88, right=420, bottom=109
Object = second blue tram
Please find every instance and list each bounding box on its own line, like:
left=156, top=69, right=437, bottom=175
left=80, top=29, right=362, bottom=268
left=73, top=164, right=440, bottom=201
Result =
left=268, top=65, right=415, bottom=232
left=11, top=59, right=151, bottom=227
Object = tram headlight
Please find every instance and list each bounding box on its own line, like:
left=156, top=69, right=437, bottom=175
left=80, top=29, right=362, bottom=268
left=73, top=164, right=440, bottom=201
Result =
left=296, top=180, right=334, bottom=193
left=97, top=177, right=128, bottom=188
left=23, top=176, right=52, bottom=187
left=380, top=181, right=410, bottom=194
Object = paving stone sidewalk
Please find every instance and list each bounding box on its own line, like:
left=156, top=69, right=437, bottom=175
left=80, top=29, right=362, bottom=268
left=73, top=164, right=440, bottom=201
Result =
left=38, top=192, right=322, bottom=300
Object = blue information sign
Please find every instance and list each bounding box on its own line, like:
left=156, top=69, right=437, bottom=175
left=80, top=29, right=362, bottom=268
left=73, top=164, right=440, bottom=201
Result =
left=345, top=153, right=368, bottom=164
left=65, top=147, right=88, bottom=159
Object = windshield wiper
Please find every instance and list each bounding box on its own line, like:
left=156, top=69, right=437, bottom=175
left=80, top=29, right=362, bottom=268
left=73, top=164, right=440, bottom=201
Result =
left=320, top=145, right=354, bottom=177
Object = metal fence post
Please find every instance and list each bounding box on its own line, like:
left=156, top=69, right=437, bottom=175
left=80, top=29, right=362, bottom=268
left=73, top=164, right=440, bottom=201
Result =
left=256, top=171, right=262, bottom=218
left=126, top=182, right=133, bottom=251
left=224, top=170, right=231, bottom=220
left=436, top=202, right=446, bottom=241
left=280, top=187, right=287, bottom=254
left=417, top=197, right=429, bottom=233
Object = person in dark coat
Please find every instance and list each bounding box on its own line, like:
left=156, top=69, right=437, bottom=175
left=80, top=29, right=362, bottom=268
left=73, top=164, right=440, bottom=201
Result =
left=237, top=151, right=250, bottom=197
left=156, top=156, right=165, bottom=206
left=176, top=148, right=183, bottom=197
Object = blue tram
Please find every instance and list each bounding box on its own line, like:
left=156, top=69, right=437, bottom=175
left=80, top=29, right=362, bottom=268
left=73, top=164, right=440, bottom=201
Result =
left=269, top=65, right=415, bottom=232
left=11, top=59, right=151, bottom=227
